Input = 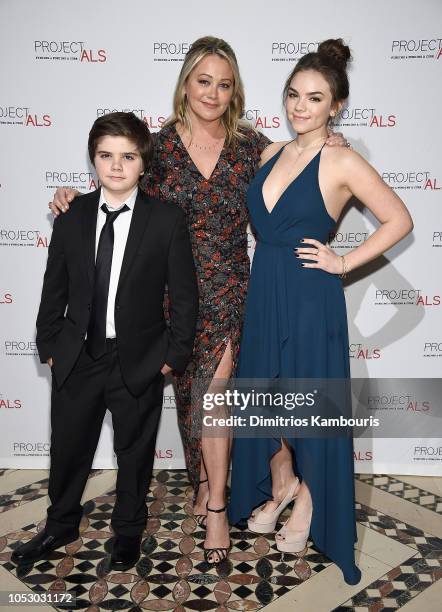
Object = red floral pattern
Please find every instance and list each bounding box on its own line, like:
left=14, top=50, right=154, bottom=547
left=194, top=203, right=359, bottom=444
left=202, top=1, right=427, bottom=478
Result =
left=141, top=123, right=270, bottom=489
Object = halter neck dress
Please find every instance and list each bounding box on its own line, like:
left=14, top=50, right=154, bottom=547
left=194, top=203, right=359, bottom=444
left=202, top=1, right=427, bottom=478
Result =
left=229, top=143, right=361, bottom=585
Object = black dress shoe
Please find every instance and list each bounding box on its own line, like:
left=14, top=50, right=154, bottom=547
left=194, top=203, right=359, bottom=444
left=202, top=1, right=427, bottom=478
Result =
left=110, top=534, right=142, bottom=570
left=11, top=530, right=78, bottom=565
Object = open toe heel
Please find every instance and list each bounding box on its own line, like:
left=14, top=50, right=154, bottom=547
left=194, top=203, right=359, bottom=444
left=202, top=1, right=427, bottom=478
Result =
left=247, top=478, right=300, bottom=534
left=203, top=504, right=231, bottom=565
left=275, top=521, right=310, bottom=554
left=193, top=478, right=209, bottom=529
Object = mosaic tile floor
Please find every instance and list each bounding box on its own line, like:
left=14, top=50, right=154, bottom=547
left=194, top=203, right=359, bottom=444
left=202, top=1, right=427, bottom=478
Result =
left=0, top=470, right=440, bottom=611
left=0, top=471, right=104, bottom=516
left=337, top=503, right=442, bottom=610
left=1, top=471, right=324, bottom=610
left=355, top=473, right=442, bottom=515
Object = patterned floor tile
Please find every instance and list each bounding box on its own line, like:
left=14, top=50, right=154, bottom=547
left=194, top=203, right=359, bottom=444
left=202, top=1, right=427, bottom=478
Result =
left=334, top=503, right=442, bottom=611
left=355, top=474, right=442, bottom=515
left=0, top=470, right=105, bottom=515
left=0, top=470, right=440, bottom=611
left=0, top=470, right=327, bottom=610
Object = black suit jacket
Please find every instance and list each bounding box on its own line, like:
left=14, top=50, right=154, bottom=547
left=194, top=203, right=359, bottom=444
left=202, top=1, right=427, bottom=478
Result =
left=36, top=188, right=199, bottom=396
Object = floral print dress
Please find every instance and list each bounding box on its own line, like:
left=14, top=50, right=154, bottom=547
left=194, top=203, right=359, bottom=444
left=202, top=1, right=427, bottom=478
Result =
left=141, top=123, right=270, bottom=490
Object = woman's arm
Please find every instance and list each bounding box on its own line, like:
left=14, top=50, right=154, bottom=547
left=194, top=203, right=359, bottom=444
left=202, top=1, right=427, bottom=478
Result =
left=297, top=150, right=413, bottom=274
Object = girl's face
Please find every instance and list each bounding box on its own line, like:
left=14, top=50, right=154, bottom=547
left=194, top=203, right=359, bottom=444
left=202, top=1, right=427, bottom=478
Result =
left=184, top=54, right=234, bottom=124
left=285, top=69, right=340, bottom=135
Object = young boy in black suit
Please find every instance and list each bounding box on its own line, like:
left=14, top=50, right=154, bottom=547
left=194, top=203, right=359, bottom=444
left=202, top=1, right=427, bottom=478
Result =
left=12, top=112, right=198, bottom=569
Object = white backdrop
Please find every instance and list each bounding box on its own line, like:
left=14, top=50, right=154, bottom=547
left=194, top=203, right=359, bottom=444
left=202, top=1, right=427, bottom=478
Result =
left=0, top=0, right=441, bottom=475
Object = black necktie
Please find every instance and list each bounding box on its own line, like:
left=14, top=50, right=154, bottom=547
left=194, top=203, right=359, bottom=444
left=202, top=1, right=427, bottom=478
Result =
left=86, top=203, right=129, bottom=359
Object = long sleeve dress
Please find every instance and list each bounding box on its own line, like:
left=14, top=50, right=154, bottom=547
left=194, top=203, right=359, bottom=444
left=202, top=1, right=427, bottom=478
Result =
left=141, top=123, right=270, bottom=490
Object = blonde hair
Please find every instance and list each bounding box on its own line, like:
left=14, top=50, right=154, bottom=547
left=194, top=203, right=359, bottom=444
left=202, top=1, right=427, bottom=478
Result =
left=164, top=36, right=250, bottom=144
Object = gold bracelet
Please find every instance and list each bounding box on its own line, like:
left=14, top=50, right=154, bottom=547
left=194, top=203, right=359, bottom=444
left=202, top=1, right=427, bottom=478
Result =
left=340, top=255, right=347, bottom=279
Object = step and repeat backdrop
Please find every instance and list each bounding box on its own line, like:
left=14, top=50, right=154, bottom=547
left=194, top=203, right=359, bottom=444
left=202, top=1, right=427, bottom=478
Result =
left=0, top=0, right=441, bottom=474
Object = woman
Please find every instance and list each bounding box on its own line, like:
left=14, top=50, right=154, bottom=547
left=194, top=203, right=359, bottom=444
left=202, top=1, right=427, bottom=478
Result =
left=49, top=36, right=346, bottom=564
left=228, top=39, right=413, bottom=583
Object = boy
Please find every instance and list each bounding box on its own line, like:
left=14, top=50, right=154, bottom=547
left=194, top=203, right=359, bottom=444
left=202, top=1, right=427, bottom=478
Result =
left=12, top=112, right=198, bottom=569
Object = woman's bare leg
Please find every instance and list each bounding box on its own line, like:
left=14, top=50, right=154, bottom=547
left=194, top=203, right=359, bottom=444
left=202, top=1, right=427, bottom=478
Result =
left=201, top=340, right=233, bottom=562
left=251, top=438, right=298, bottom=517
left=283, top=479, right=313, bottom=531
left=193, top=461, right=208, bottom=513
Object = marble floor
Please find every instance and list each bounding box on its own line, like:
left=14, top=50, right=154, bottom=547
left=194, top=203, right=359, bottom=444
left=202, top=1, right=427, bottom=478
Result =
left=0, top=469, right=440, bottom=611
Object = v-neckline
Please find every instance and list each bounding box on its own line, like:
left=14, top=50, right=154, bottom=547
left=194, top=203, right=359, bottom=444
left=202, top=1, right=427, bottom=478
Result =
left=173, top=124, right=226, bottom=182
left=261, top=144, right=322, bottom=215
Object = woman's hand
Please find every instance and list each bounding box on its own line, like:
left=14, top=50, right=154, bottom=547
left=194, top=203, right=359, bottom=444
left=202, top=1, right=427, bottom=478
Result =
left=161, top=363, right=173, bottom=375
left=326, top=129, right=350, bottom=148
left=295, top=238, right=343, bottom=274
left=49, top=187, right=80, bottom=216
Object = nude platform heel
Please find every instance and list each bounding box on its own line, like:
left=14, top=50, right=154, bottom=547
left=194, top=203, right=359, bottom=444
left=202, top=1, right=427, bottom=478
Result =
left=247, top=478, right=300, bottom=534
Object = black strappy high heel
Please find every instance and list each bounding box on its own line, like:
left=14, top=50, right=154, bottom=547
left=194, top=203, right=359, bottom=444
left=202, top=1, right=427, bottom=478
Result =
left=203, top=503, right=231, bottom=565
left=193, top=478, right=209, bottom=529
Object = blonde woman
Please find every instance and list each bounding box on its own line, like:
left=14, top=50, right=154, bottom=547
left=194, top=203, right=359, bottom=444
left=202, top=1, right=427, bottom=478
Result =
left=50, top=36, right=346, bottom=564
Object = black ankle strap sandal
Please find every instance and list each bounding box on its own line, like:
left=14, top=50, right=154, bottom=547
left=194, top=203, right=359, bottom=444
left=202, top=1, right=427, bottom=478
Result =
left=193, top=479, right=209, bottom=528
left=203, top=504, right=231, bottom=565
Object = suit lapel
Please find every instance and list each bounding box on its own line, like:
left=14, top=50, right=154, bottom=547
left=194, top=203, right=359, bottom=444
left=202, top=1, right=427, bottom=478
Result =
left=117, top=190, right=153, bottom=294
left=81, top=189, right=100, bottom=288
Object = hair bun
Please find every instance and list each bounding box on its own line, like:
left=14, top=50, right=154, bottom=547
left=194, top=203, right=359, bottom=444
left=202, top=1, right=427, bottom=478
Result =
left=317, top=38, right=351, bottom=69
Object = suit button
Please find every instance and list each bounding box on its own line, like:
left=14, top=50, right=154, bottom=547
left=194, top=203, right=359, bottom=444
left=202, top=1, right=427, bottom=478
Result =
left=87, top=304, right=91, bottom=310
left=116, top=306, right=120, bottom=311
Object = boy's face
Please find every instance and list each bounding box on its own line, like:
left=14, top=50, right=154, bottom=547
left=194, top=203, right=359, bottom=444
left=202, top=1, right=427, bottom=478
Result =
left=94, top=135, right=144, bottom=203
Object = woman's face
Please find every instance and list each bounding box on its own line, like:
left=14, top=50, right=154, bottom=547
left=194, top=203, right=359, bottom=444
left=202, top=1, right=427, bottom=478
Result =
left=285, top=69, right=339, bottom=135
left=184, top=54, right=234, bottom=124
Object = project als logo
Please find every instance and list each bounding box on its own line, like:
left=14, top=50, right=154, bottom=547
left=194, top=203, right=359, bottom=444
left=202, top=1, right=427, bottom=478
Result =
left=45, top=170, right=98, bottom=192
left=0, top=292, right=13, bottom=305
left=4, top=340, right=38, bottom=357
left=366, top=393, right=430, bottom=412
left=155, top=448, right=174, bottom=459
left=34, top=40, right=107, bottom=63
left=247, top=231, right=257, bottom=254
left=349, top=343, right=381, bottom=360
left=354, top=449, right=373, bottom=461
left=163, top=394, right=177, bottom=410
left=271, top=41, right=318, bottom=62
left=243, top=109, right=280, bottom=130
left=152, top=42, right=191, bottom=62
left=423, top=342, right=442, bottom=358
left=329, top=230, right=369, bottom=251
left=433, top=232, right=442, bottom=248
left=374, top=288, right=440, bottom=307
left=382, top=171, right=440, bottom=192
left=0, top=106, right=52, bottom=127
left=96, top=108, right=166, bottom=131
left=335, top=107, right=396, bottom=128
left=13, top=442, right=49, bottom=457
left=413, top=445, right=442, bottom=462
left=0, top=229, right=48, bottom=248
left=0, top=394, right=22, bottom=409
left=391, top=38, right=442, bottom=61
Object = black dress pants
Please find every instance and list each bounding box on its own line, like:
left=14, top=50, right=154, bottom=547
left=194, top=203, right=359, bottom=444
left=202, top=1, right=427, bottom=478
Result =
left=45, top=341, right=164, bottom=538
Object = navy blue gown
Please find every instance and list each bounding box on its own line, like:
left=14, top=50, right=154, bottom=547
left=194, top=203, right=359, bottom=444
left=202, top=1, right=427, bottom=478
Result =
left=229, top=144, right=361, bottom=585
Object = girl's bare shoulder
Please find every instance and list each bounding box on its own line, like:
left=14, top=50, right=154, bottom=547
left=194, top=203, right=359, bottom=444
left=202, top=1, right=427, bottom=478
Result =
left=259, top=140, right=291, bottom=166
